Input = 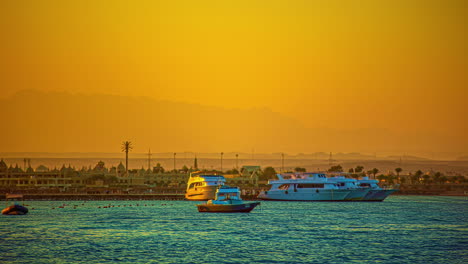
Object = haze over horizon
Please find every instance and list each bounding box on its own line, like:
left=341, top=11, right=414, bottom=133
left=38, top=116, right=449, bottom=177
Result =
left=1, top=1, right=466, bottom=157
left=1, top=90, right=466, bottom=159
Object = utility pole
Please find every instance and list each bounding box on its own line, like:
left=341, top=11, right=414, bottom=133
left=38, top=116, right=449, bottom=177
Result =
left=235, top=154, right=239, bottom=170
left=147, top=149, right=152, bottom=171
left=281, top=153, right=284, bottom=172
left=220, top=152, right=224, bottom=172
left=329, top=152, right=333, bottom=167
left=173, top=153, right=176, bottom=172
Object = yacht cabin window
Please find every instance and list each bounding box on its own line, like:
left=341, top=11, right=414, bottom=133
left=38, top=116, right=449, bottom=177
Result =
left=296, top=183, right=325, bottom=188
left=189, top=182, right=204, bottom=189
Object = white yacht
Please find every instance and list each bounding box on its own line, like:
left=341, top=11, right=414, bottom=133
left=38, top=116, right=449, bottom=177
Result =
left=357, top=177, right=398, bottom=201
left=185, top=172, right=226, bottom=201
left=327, top=175, right=370, bottom=201
left=257, top=173, right=351, bottom=201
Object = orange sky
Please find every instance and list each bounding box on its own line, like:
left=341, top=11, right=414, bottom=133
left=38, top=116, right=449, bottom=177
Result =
left=1, top=0, right=466, bottom=156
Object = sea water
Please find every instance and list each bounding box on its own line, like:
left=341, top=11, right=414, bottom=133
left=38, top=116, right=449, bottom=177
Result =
left=1, top=196, right=466, bottom=264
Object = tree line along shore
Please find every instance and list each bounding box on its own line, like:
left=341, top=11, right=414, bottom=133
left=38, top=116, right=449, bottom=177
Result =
left=1, top=158, right=466, bottom=199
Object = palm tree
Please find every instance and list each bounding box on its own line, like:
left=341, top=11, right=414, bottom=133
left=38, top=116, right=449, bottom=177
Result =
left=413, top=170, right=423, bottom=184
left=395, top=167, right=402, bottom=183
left=121, top=141, right=133, bottom=176
left=220, top=152, right=224, bottom=172
left=432, top=172, right=442, bottom=184
left=422, top=174, right=430, bottom=184
left=355, top=166, right=364, bottom=173
left=372, top=168, right=379, bottom=179
left=395, top=168, right=402, bottom=176
left=194, top=156, right=198, bottom=170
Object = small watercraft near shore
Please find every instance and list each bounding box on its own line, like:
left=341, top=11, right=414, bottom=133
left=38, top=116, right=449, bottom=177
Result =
left=2, top=194, right=28, bottom=215
left=197, top=186, right=260, bottom=213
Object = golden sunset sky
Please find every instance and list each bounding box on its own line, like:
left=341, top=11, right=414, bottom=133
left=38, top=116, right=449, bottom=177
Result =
left=1, top=0, right=466, bottom=156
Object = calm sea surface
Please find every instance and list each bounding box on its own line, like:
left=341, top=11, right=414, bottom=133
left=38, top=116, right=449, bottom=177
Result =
left=1, top=196, right=467, bottom=264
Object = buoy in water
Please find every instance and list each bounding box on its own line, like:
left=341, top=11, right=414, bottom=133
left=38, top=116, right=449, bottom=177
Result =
left=2, top=205, right=28, bottom=215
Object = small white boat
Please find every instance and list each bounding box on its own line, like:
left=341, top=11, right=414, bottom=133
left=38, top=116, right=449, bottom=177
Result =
left=185, top=172, right=226, bottom=201
left=257, top=173, right=351, bottom=201
left=197, top=186, right=260, bottom=213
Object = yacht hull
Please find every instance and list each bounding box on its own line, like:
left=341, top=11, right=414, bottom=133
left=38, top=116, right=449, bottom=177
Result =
left=197, top=202, right=260, bottom=213
left=258, top=189, right=351, bottom=201
left=344, top=189, right=371, bottom=201
left=185, top=186, right=218, bottom=201
left=362, top=190, right=397, bottom=201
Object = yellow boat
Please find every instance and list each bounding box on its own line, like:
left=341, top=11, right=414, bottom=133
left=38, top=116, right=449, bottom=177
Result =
left=185, top=172, right=226, bottom=201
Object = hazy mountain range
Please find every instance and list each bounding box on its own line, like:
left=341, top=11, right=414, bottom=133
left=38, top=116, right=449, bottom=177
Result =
left=1, top=90, right=466, bottom=159
left=0, top=151, right=431, bottom=161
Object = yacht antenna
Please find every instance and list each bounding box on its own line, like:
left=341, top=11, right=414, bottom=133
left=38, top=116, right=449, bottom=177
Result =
left=147, top=149, right=152, bottom=170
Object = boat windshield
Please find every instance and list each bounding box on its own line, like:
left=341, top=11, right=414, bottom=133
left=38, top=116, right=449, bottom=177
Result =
left=188, top=182, right=204, bottom=189
left=216, top=193, right=239, bottom=200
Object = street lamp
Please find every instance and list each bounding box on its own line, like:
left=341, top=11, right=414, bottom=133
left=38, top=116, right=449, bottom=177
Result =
left=220, top=152, right=224, bottom=172
left=173, top=152, right=176, bottom=172
left=235, top=154, right=239, bottom=170
left=281, top=153, right=284, bottom=172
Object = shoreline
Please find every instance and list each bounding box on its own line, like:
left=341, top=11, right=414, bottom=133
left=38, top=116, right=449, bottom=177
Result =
left=1, top=193, right=466, bottom=201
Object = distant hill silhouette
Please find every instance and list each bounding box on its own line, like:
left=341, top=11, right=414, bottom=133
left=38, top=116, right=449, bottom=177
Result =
left=1, top=90, right=311, bottom=153
left=387, top=155, right=430, bottom=161
left=1, top=90, right=463, bottom=157
left=0, top=151, right=382, bottom=160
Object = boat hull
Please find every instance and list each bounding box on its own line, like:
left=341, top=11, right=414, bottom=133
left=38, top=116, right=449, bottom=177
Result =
left=257, top=189, right=351, bottom=201
left=2, top=205, right=28, bottom=215
left=185, top=186, right=219, bottom=201
left=197, top=202, right=260, bottom=213
left=362, top=189, right=397, bottom=201
left=344, top=189, right=370, bottom=201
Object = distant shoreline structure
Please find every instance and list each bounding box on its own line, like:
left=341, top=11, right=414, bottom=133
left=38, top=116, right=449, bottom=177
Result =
left=0, top=155, right=467, bottom=177
left=1, top=152, right=467, bottom=161
left=0, top=192, right=466, bottom=201
left=1, top=157, right=466, bottom=198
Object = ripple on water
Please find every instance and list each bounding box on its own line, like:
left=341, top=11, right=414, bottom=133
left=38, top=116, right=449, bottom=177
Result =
left=0, top=196, right=467, bottom=264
